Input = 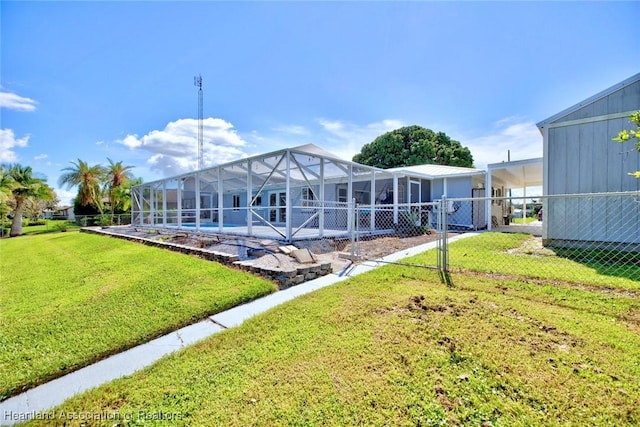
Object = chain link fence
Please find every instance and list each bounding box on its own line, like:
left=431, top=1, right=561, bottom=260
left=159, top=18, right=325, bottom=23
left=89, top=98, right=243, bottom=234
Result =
left=353, top=192, right=640, bottom=283
left=74, top=214, right=132, bottom=227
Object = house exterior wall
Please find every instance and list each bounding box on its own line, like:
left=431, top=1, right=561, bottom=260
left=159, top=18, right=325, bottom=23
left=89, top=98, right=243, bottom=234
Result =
left=546, top=79, right=640, bottom=195
left=430, top=176, right=473, bottom=199
left=543, top=78, right=640, bottom=246
left=131, top=145, right=486, bottom=240
left=430, top=176, right=474, bottom=228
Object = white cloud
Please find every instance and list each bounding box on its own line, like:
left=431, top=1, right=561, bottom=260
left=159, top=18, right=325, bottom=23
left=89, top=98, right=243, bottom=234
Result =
left=316, top=118, right=405, bottom=161
left=0, top=91, right=37, bottom=112
left=271, top=125, right=310, bottom=136
left=244, top=118, right=406, bottom=163
left=34, top=154, right=48, bottom=161
left=0, top=129, right=29, bottom=162
left=463, top=117, right=543, bottom=169
left=117, top=117, right=248, bottom=176
left=53, top=188, right=77, bottom=206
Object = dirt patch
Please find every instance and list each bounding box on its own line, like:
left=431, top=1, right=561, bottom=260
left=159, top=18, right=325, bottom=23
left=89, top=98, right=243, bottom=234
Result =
left=332, top=233, right=441, bottom=260
left=455, top=269, right=640, bottom=299
left=506, top=236, right=556, bottom=257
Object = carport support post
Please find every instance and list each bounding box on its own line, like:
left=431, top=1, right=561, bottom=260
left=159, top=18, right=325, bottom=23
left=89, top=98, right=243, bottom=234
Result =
left=523, top=185, right=527, bottom=223
left=485, top=170, right=492, bottom=231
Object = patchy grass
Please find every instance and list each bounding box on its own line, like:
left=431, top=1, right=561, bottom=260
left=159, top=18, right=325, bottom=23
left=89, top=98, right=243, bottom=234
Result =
left=511, top=217, right=538, bottom=224
left=0, top=232, right=276, bottom=400
left=24, top=259, right=640, bottom=425
left=409, top=233, right=640, bottom=289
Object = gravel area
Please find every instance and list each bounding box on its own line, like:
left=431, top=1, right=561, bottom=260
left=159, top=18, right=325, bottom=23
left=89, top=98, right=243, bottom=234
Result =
left=100, top=226, right=442, bottom=273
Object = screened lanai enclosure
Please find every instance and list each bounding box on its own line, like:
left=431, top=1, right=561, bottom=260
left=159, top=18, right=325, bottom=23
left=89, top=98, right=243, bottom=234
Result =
left=131, top=144, right=443, bottom=242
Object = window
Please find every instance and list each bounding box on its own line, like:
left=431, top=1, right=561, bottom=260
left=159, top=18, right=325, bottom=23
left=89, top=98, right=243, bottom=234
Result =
left=302, top=187, right=316, bottom=208
left=233, top=194, right=240, bottom=211
left=337, top=186, right=348, bottom=203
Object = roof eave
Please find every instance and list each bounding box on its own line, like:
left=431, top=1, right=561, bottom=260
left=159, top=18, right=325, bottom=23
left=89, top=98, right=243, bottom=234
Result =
left=536, top=72, right=640, bottom=129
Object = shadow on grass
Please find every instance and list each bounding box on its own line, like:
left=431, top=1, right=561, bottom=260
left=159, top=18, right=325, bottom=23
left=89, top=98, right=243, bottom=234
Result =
left=439, top=270, right=454, bottom=287
left=553, top=247, right=640, bottom=282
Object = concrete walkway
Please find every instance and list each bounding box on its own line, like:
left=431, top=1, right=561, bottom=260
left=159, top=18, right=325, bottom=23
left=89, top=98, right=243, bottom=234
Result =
left=0, top=233, right=477, bottom=426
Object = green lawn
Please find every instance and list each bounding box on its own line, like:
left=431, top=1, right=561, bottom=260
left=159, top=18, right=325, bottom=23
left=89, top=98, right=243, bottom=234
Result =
left=511, top=216, right=538, bottom=224
left=1, top=220, right=80, bottom=236
left=409, top=233, right=640, bottom=289
left=0, top=231, right=276, bottom=400
left=24, top=238, right=640, bottom=425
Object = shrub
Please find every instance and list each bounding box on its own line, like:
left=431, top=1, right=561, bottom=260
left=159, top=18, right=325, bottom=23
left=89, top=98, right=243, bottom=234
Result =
left=24, top=219, right=47, bottom=227
left=394, top=211, right=430, bottom=236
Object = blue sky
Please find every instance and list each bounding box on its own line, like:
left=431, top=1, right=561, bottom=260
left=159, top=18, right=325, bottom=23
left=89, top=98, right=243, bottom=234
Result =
left=1, top=1, right=639, bottom=205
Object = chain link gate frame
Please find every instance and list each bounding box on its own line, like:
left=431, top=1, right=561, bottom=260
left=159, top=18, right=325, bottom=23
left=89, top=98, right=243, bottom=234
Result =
left=350, top=191, right=639, bottom=284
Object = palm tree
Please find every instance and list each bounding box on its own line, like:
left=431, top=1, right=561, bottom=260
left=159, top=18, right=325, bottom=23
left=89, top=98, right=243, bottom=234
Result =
left=4, top=164, right=53, bottom=237
left=0, top=165, right=15, bottom=205
left=105, top=158, right=134, bottom=222
left=0, top=166, right=16, bottom=234
left=58, top=159, right=107, bottom=215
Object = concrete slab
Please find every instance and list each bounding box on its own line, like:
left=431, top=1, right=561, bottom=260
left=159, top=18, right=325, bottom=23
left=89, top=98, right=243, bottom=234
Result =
left=291, top=248, right=315, bottom=263
left=278, top=245, right=294, bottom=255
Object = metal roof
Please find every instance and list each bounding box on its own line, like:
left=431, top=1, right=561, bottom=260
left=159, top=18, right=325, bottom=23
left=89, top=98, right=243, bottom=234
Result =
left=388, top=164, right=485, bottom=179
left=488, top=157, right=543, bottom=188
left=536, top=72, right=640, bottom=129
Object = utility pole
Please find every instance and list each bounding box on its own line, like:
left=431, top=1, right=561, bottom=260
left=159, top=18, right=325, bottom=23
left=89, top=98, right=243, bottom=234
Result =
left=194, top=74, right=203, bottom=170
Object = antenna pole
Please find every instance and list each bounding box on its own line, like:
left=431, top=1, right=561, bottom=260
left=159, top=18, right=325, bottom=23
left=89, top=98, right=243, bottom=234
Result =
left=194, top=74, right=203, bottom=170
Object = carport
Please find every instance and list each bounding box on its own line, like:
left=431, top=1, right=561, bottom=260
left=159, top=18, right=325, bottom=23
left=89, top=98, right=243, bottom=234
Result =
left=485, top=158, right=543, bottom=230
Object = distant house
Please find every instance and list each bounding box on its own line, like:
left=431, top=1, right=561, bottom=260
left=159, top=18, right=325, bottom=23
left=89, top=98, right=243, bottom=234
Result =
left=53, top=206, right=75, bottom=220
left=536, top=72, right=640, bottom=247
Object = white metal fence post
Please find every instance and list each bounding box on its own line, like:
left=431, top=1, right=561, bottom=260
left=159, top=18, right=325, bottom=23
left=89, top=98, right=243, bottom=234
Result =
left=436, top=196, right=449, bottom=272
left=350, top=198, right=356, bottom=260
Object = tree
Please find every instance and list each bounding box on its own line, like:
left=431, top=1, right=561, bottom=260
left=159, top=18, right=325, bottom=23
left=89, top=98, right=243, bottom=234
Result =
left=613, top=111, right=640, bottom=178
left=0, top=166, right=15, bottom=229
left=353, top=125, right=474, bottom=169
left=0, top=166, right=14, bottom=206
left=111, top=177, right=142, bottom=214
left=58, top=159, right=107, bottom=215
left=104, top=158, right=135, bottom=221
left=23, top=192, right=59, bottom=221
left=2, top=164, right=54, bottom=237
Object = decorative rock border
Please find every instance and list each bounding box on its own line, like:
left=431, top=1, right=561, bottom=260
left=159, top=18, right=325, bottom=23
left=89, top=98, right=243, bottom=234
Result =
left=81, top=227, right=332, bottom=289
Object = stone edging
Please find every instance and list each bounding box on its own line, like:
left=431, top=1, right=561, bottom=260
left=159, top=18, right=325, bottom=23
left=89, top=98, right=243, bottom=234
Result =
left=80, top=227, right=332, bottom=289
